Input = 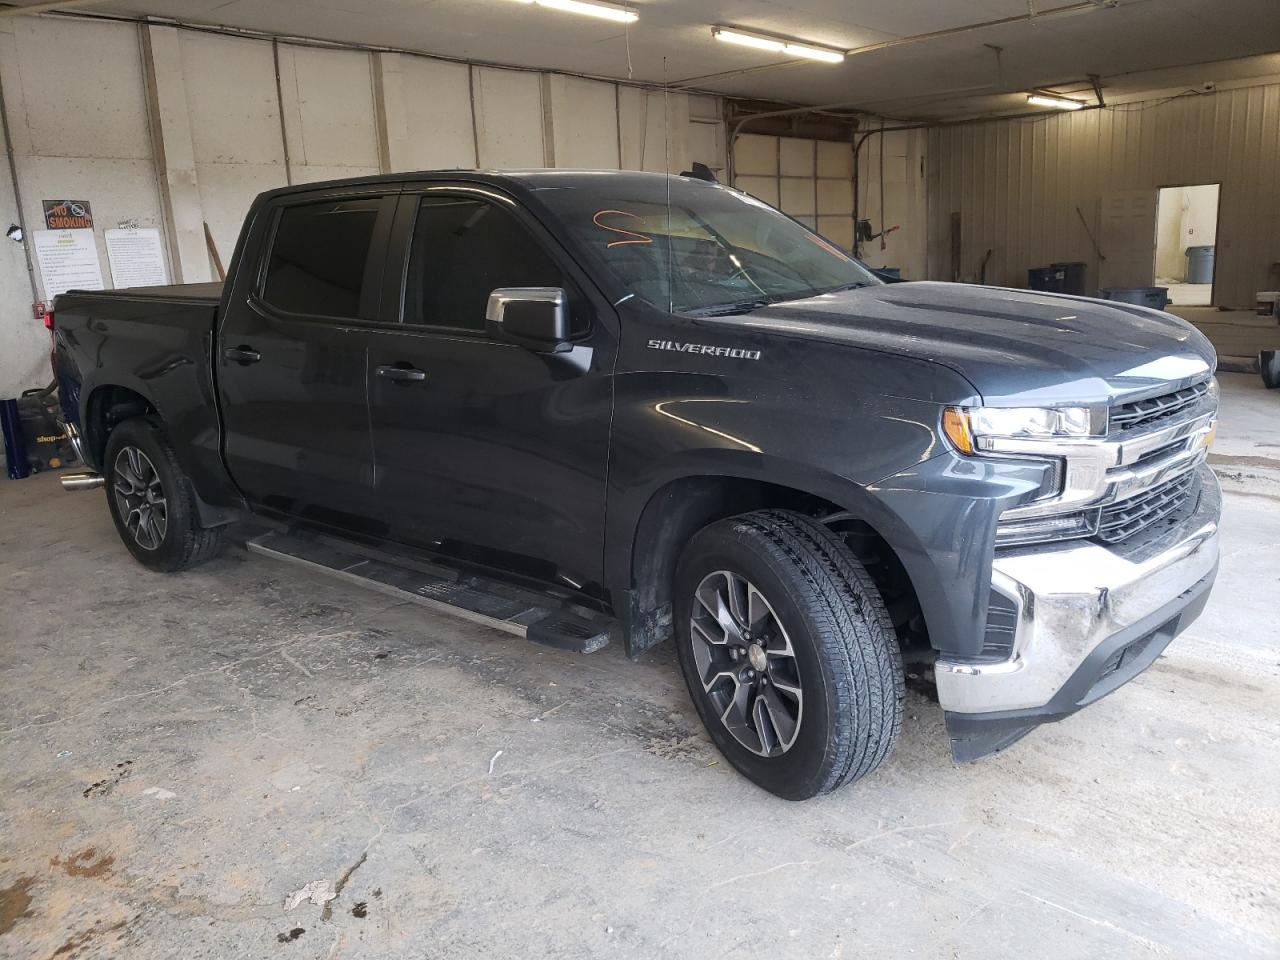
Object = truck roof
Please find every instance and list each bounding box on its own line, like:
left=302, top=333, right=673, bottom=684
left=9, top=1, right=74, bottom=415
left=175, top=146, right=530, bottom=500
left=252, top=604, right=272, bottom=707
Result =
left=253, top=168, right=712, bottom=203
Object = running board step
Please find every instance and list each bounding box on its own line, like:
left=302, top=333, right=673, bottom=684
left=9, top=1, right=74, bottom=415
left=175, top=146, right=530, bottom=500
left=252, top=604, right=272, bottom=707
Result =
left=246, top=531, right=613, bottom=653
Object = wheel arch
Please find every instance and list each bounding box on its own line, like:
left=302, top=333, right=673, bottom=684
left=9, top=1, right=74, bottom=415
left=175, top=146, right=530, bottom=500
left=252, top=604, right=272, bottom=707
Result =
left=613, top=464, right=931, bottom=660
left=85, top=382, right=239, bottom=528
left=84, top=384, right=157, bottom=470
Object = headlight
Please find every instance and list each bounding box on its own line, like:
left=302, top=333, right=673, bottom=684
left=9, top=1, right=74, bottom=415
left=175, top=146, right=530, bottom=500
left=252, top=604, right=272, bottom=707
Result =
left=942, top=405, right=1103, bottom=455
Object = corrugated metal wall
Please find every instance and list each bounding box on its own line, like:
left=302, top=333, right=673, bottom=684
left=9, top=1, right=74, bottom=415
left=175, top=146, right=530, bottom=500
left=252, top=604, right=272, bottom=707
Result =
left=927, top=82, right=1280, bottom=308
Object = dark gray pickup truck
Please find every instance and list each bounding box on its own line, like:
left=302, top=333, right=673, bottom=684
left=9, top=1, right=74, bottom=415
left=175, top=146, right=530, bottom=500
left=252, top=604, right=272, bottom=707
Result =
left=51, top=170, right=1221, bottom=798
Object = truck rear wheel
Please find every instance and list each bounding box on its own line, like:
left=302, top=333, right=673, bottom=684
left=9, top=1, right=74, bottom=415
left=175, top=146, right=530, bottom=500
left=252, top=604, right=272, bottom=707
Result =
left=675, top=510, right=904, bottom=799
left=104, top=418, right=225, bottom=572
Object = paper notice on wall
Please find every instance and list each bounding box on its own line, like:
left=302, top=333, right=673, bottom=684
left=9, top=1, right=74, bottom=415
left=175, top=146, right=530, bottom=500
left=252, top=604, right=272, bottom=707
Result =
left=105, top=228, right=169, bottom=289
left=33, top=229, right=105, bottom=300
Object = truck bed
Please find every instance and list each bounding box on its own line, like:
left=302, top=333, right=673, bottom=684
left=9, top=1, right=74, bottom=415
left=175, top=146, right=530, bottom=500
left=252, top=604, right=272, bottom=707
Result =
left=52, top=281, right=230, bottom=506
left=61, top=281, right=225, bottom=306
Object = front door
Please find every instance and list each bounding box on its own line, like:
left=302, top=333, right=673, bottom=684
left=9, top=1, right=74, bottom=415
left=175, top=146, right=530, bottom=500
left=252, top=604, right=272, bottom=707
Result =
left=218, top=191, right=395, bottom=534
left=367, top=189, right=615, bottom=596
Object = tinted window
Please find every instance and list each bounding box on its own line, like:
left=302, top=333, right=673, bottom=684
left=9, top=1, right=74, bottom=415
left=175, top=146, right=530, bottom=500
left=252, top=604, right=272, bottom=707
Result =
left=263, top=198, right=382, bottom=317
left=404, top=196, right=563, bottom=330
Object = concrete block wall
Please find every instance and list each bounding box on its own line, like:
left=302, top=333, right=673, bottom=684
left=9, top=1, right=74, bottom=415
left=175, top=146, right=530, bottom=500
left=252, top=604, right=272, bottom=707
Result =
left=1, top=16, right=166, bottom=395
left=0, top=13, right=727, bottom=398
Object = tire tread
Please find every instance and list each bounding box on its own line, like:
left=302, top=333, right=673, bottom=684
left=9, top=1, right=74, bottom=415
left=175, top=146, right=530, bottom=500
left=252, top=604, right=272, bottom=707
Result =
left=105, top=418, right=225, bottom=573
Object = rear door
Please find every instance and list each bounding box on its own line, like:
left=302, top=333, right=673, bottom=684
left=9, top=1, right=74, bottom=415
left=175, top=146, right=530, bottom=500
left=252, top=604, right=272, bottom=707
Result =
left=217, top=188, right=396, bottom=534
left=366, top=186, right=616, bottom=596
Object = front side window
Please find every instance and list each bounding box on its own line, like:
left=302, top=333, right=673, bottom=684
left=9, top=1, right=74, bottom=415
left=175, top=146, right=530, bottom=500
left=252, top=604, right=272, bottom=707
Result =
left=262, top=198, right=382, bottom=318
left=531, top=176, right=878, bottom=315
left=404, top=195, right=564, bottom=331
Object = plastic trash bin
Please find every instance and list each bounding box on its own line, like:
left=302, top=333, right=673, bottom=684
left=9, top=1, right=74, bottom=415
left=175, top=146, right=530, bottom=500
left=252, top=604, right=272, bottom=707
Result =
left=1028, top=265, right=1062, bottom=292
left=1185, top=245, right=1215, bottom=284
left=1098, top=287, right=1170, bottom=310
left=1051, top=262, right=1087, bottom=295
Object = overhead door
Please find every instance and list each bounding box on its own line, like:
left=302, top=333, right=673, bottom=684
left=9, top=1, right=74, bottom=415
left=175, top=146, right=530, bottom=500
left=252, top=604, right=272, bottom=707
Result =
left=733, top=134, right=856, bottom=252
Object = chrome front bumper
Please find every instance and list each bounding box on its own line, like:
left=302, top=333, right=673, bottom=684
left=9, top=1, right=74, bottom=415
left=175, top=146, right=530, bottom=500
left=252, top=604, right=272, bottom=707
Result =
left=936, top=465, right=1220, bottom=756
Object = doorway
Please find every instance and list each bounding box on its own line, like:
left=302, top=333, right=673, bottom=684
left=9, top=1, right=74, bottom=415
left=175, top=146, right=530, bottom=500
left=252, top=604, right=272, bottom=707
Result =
left=1154, top=184, right=1219, bottom=306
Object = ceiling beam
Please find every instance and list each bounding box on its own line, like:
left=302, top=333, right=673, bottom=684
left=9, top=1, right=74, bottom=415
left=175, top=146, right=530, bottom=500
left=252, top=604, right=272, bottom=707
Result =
left=0, top=1, right=114, bottom=18
left=843, top=1, right=1117, bottom=58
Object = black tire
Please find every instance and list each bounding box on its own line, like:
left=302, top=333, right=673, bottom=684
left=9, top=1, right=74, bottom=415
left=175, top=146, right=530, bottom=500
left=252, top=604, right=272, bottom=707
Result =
left=1261, top=350, right=1280, bottom=389
left=103, top=417, right=225, bottom=572
left=675, top=510, right=904, bottom=800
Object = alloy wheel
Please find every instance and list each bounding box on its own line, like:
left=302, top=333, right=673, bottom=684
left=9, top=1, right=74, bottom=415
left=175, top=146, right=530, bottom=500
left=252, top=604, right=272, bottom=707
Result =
left=113, top=446, right=168, bottom=551
left=690, top=570, right=803, bottom=757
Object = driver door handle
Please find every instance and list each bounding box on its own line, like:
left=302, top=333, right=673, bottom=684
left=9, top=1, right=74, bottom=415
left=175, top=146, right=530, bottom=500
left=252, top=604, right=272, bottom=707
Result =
left=376, top=364, right=427, bottom=383
left=223, top=345, right=261, bottom=365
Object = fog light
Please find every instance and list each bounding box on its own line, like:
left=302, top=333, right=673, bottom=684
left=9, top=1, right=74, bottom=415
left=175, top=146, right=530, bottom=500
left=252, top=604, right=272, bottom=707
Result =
left=995, top=511, right=1098, bottom=547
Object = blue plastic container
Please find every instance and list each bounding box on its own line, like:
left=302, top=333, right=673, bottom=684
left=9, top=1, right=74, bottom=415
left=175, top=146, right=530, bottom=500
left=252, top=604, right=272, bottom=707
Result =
left=1, top=399, right=31, bottom=480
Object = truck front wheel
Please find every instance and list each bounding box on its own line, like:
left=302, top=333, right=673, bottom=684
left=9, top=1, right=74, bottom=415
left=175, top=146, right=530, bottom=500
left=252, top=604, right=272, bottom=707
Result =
left=103, top=418, right=225, bottom=572
left=675, top=510, right=904, bottom=799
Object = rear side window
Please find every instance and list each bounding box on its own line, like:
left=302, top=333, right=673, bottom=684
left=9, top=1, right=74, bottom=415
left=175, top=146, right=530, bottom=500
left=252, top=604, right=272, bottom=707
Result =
left=404, top=195, right=564, bottom=331
left=262, top=198, right=382, bottom=318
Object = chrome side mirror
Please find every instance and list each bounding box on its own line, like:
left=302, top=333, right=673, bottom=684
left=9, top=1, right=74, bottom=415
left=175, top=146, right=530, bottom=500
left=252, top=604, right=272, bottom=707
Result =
left=485, top=287, right=570, bottom=352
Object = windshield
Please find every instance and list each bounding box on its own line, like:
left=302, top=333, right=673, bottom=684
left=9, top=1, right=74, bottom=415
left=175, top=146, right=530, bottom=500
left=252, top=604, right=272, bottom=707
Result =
left=530, top=175, right=878, bottom=315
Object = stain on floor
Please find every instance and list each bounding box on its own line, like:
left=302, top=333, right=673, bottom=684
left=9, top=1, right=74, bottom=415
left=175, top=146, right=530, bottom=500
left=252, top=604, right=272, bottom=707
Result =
left=50, top=849, right=115, bottom=880
left=82, top=761, right=133, bottom=799
left=50, top=917, right=132, bottom=958
left=0, top=877, right=36, bottom=935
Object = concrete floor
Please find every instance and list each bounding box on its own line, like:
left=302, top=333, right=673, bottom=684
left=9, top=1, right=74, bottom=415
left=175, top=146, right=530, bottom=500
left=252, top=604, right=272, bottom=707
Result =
left=1, top=374, right=1277, bottom=960
left=1157, top=281, right=1213, bottom=307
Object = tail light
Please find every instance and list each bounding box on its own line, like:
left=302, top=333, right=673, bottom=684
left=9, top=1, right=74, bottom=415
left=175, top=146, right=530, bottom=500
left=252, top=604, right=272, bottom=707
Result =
left=43, top=310, right=55, bottom=331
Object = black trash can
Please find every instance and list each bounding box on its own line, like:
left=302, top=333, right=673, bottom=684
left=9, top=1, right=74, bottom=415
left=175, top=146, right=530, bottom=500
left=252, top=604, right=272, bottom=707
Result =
left=1051, top=262, right=1087, bottom=296
left=1028, top=265, right=1062, bottom=292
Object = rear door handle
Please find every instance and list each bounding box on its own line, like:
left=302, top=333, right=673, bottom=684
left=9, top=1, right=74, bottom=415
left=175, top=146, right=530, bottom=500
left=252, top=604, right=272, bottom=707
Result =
left=376, top=364, right=427, bottom=383
left=223, top=345, right=261, bottom=365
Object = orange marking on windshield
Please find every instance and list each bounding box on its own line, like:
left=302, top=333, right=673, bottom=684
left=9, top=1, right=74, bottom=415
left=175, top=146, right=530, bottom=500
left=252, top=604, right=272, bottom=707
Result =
left=805, top=233, right=849, bottom=259
left=593, top=209, right=654, bottom=248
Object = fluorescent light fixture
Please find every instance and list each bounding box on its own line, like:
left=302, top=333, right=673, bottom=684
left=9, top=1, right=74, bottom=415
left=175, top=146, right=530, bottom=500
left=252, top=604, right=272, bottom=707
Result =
left=713, top=27, right=785, bottom=54
left=516, top=0, right=638, bottom=22
left=781, top=41, right=845, bottom=64
left=1027, top=93, right=1086, bottom=110
left=712, top=26, right=845, bottom=63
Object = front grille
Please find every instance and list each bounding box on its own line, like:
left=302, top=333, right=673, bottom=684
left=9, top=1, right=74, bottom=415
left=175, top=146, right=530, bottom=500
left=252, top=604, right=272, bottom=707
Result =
left=1095, top=470, right=1198, bottom=544
left=1110, top=380, right=1211, bottom=433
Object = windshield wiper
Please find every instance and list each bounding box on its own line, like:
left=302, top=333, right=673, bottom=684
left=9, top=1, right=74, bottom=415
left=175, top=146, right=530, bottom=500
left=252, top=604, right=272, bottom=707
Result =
left=820, top=280, right=873, bottom=294
left=685, top=297, right=775, bottom=317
